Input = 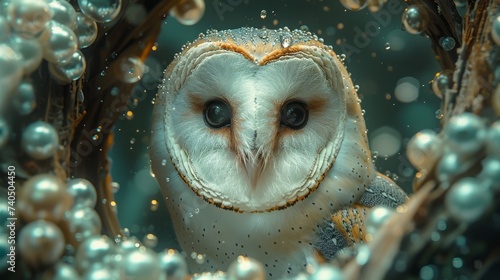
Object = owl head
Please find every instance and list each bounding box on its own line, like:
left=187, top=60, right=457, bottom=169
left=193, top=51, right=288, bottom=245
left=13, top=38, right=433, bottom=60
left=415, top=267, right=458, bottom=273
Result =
left=150, top=28, right=373, bottom=213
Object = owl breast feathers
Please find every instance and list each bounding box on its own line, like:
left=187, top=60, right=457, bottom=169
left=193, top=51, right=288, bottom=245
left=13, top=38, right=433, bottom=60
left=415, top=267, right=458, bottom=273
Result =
left=150, top=27, right=407, bottom=278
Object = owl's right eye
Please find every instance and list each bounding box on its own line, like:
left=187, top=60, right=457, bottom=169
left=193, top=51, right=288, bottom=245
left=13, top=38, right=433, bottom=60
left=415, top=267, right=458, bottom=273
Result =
left=203, top=100, right=232, bottom=128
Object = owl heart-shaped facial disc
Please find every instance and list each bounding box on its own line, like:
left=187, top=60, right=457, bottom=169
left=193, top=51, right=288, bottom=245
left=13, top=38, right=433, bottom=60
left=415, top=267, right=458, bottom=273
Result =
left=151, top=27, right=372, bottom=213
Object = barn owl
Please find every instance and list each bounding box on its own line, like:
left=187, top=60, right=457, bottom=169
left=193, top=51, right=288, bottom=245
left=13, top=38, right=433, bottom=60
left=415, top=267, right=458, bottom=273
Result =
left=150, top=27, right=407, bottom=278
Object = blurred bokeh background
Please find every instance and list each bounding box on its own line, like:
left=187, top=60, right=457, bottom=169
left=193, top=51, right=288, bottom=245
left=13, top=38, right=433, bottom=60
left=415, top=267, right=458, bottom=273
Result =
left=109, top=0, right=460, bottom=252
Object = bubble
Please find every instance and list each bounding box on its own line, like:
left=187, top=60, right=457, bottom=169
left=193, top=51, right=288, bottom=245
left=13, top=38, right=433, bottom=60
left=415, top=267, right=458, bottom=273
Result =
left=384, top=42, right=391, bottom=50
left=19, top=220, right=65, bottom=268
left=75, top=12, right=98, bottom=48
left=49, top=50, right=86, bottom=83
left=169, top=0, right=205, bottom=25
left=48, top=0, right=77, bottom=29
left=117, top=56, right=145, bottom=83
left=78, top=0, right=122, bottom=23
left=432, top=72, right=450, bottom=98
left=111, top=181, right=120, bottom=193
left=42, top=21, right=79, bottom=63
left=406, top=129, right=441, bottom=170
left=394, top=76, right=420, bottom=103
left=7, top=0, right=52, bottom=37
left=143, top=233, right=158, bottom=248
left=227, top=256, right=266, bottom=280
left=369, top=126, right=402, bottom=157
left=161, top=159, right=167, bottom=166
left=439, top=36, right=456, bottom=51
left=446, top=178, right=492, bottom=223
left=280, top=33, right=293, bottom=48
left=402, top=5, right=429, bottom=34
left=21, top=121, right=59, bottom=160
left=13, top=80, right=37, bottom=115
left=260, top=9, right=267, bottom=19
left=339, top=0, right=368, bottom=11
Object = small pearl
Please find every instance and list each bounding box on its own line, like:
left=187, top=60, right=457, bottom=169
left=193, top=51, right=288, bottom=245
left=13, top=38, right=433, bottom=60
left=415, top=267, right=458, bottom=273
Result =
left=19, top=174, right=72, bottom=222
left=7, top=0, right=52, bottom=37
left=19, top=220, right=65, bottom=268
left=159, top=249, right=188, bottom=280
left=66, top=178, right=97, bottom=208
left=75, top=235, right=117, bottom=273
left=445, top=113, right=486, bottom=155
left=120, top=247, right=164, bottom=280
left=169, top=0, right=205, bottom=25
left=445, top=177, right=492, bottom=223
left=227, top=256, right=266, bottom=280
left=365, top=205, right=395, bottom=235
left=310, top=264, right=345, bottom=280
left=406, top=129, right=441, bottom=170
left=65, top=207, right=102, bottom=242
left=402, top=5, right=429, bottom=34
left=12, top=80, right=37, bottom=115
left=48, top=0, right=77, bottom=29
left=21, top=120, right=59, bottom=160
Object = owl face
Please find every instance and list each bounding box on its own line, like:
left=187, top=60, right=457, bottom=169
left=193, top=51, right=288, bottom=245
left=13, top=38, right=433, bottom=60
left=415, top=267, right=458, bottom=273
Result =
left=151, top=28, right=370, bottom=213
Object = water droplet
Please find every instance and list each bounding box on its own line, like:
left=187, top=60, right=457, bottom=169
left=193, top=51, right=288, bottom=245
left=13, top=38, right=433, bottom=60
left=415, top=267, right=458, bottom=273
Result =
left=354, top=85, right=360, bottom=91
left=300, top=25, right=309, bottom=31
left=117, top=56, right=145, bottom=83
left=439, top=36, right=456, bottom=51
left=166, top=177, right=170, bottom=183
left=384, top=42, right=391, bottom=50
left=161, top=159, right=167, bottom=166
left=130, top=138, right=135, bottom=144
left=194, top=208, right=200, bottom=214
left=92, top=134, right=99, bottom=141
left=169, top=0, right=205, bottom=25
left=435, top=109, right=444, bottom=119
left=402, top=5, right=429, bottom=34
left=111, top=182, right=120, bottom=193
left=260, top=9, right=267, bottom=19
left=110, top=87, right=119, bottom=96
left=280, top=34, right=293, bottom=48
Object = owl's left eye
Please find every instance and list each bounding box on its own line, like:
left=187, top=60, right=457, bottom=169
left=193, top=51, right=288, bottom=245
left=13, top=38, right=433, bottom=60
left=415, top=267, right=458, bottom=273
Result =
left=204, top=100, right=231, bottom=128
left=281, top=101, right=308, bottom=130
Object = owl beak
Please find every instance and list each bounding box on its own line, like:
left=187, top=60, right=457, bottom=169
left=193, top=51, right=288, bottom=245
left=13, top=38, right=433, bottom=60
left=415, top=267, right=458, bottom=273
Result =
left=243, top=151, right=264, bottom=189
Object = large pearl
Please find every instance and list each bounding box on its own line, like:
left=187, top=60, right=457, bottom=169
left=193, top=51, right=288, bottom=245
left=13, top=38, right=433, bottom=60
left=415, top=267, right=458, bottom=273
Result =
left=19, top=174, right=72, bottom=222
left=159, top=249, right=188, bottom=280
left=437, top=152, right=463, bottom=183
left=170, top=0, right=205, bottom=25
left=12, top=80, right=37, bottom=115
left=445, top=177, right=492, bottom=223
left=406, top=129, right=441, bottom=170
left=49, top=50, right=86, bottom=83
left=66, top=178, right=97, bottom=208
left=48, top=0, right=77, bottom=29
left=75, top=12, right=98, bottom=48
left=40, top=262, right=80, bottom=280
left=310, top=264, right=345, bottom=280
left=402, top=5, right=429, bottom=34
left=9, top=34, right=44, bottom=75
left=227, top=256, right=266, bottom=280
left=77, top=0, right=122, bottom=23
left=65, top=207, right=102, bottom=242
left=75, top=235, right=117, bottom=273
left=445, top=113, right=486, bottom=155
left=7, top=0, right=52, bottom=37
left=19, top=220, right=65, bottom=268
left=120, top=247, right=163, bottom=280
left=21, top=120, right=59, bottom=160
left=42, top=21, right=79, bottom=63
left=365, top=205, right=395, bottom=235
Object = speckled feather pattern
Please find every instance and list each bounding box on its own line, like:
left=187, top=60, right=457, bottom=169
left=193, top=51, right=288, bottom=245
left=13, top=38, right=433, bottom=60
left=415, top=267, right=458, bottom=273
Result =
left=150, top=27, right=407, bottom=278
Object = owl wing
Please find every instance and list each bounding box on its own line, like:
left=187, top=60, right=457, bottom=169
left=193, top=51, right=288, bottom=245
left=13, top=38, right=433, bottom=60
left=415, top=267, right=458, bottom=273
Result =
left=314, top=173, right=408, bottom=260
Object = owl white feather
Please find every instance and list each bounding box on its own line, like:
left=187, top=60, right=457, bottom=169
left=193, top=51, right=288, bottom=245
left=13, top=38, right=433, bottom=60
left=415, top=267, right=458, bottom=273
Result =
left=150, top=27, right=407, bottom=278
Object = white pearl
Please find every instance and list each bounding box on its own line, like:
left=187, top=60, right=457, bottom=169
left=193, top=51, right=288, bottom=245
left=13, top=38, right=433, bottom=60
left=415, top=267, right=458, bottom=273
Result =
left=12, top=80, right=37, bottom=115
left=116, top=56, right=145, bottom=83
left=40, top=262, right=80, bottom=280
left=21, top=120, right=59, bottom=160
left=66, top=178, right=97, bottom=208
left=169, top=0, right=205, bottom=25
left=7, top=0, right=52, bottom=37
left=365, top=205, right=395, bottom=235
left=75, top=12, right=97, bottom=48
left=19, top=220, right=65, bottom=268
left=49, top=50, right=86, bottom=83
left=42, top=21, right=79, bottom=63
left=9, top=34, right=44, bottom=74
left=77, top=0, right=122, bottom=23
left=431, top=72, right=449, bottom=99
left=437, top=152, right=463, bottom=183
left=65, top=207, right=102, bottom=242
left=310, top=264, right=345, bottom=280
left=120, top=247, right=164, bottom=280
left=48, top=0, right=77, bottom=29
left=227, top=256, right=266, bottom=280
left=75, top=235, right=117, bottom=273
left=402, top=5, right=429, bottom=34
left=406, top=129, right=441, bottom=170
left=445, top=113, right=486, bottom=155
left=445, top=177, right=492, bottom=223
left=159, top=249, right=188, bottom=280
left=19, top=174, right=72, bottom=222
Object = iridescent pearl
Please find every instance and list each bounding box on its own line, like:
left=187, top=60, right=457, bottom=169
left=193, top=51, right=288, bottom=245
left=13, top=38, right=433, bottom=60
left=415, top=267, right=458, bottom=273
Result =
left=479, top=157, right=500, bottom=190
left=487, top=120, right=500, bottom=156
left=431, top=72, right=449, bottom=99
left=437, top=152, right=463, bottom=183
left=0, top=118, right=9, bottom=148
left=445, top=177, right=492, bottom=223
left=169, top=0, right=206, bottom=25
left=40, top=262, right=80, bottom=280
left=67, top=178, right=98, bottom=208
left=406, top=129, right=441, bottom=170
left=19, top=220, right=65, bottom=267
left=365, top=205, right=395, bottom=235
left=7, top=0, right=52, bottom=37
left=439, top=37, right=456, bottom=51
left=445, top=113, right=486, bottom=155
left=402, top=5, right=428, bottom=34
left=21, top=120, right=59, bottom=160
left=77, top=0, right=122, bottom=23
left=9, top=34, right=43, bottom=75
left=48, top=0, right=77, bottom=30
left=338, top=0, right=368, bottom=11
left=492, top=15, right=500, bottom=46
left=12, top=80, right=36, bottom=115
left=0, top=43, right=23, bottom=99
left=120, top=247, right=163, bottom=280
left=65, top=207, right=102, bottom=242
left=75, top=12, right=98, bottom=48
left=75, top=235, right=117, bottom=271
left=82, top=267, right=121, bottom=280
left=42, top=21, right=79, bottom=63
left=159, top=249, right=188, bottom=280
left=310, top=264, right=345, bottom=280
left=227, top=256, right=265, bottom=280
left=49, top=50, right=86, bottom=83
left=117, top=56, right=145, bottom=83
left=19, top=174, right=72, bottom=222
